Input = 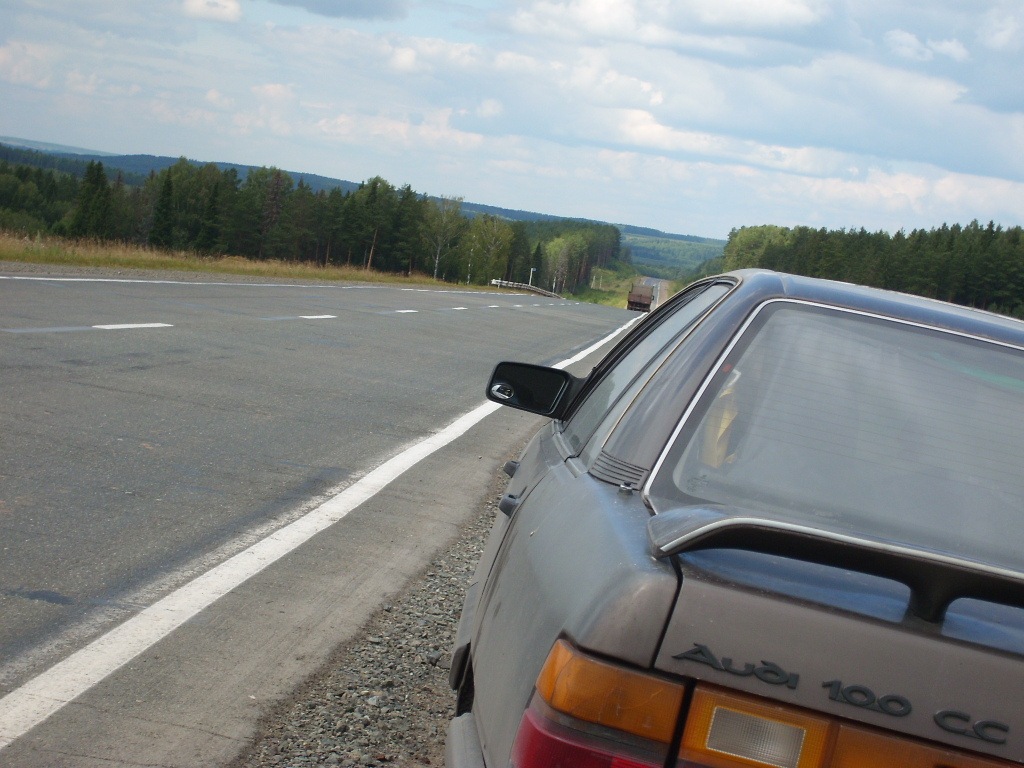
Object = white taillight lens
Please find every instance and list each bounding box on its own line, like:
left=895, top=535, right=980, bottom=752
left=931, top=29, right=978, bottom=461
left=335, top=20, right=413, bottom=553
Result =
left=681, top=685, right=830, bottom=768
left=706, top=707, right=806, bottom=768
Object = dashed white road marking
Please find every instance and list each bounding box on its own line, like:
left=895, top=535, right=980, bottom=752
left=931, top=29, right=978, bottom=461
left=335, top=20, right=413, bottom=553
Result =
left=298, top=315, right=337, bottom=320
left=92, top=323, right=174, bottom=330
left=0, top=318, right=637, bottom=753
left=395, top=309, right=418, bottom=314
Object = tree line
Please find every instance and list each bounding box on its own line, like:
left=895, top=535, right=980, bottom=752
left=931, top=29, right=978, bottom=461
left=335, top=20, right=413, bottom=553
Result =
left=0, top=155, right=624, bottom=293
left=721, top=223, right=1024, bottom=318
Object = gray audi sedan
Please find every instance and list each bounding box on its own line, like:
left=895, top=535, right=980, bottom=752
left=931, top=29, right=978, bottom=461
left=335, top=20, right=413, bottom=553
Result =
left=448, top=269, right=1024, bottom=768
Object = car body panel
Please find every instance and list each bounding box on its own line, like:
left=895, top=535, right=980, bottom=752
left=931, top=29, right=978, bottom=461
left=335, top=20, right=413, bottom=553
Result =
left=470, top=465, right=678, bottom=767
left=449, top=423, right=563, bottom=689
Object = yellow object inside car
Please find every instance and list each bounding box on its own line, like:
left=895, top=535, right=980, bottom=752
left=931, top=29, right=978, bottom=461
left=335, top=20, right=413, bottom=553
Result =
left=700, top=369, right=740, bottom=468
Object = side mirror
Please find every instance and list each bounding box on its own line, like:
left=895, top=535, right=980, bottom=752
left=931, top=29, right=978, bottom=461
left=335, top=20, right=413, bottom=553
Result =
left=487, top=362, right=580, bottom=419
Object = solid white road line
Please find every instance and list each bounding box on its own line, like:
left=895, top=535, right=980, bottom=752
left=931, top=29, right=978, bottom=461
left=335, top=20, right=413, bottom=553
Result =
left=0, top=318, right=638, bottom=752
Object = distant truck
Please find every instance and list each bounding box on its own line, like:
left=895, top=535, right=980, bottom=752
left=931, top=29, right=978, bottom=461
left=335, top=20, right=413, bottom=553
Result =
left=627, top=282, right=654, bottom=312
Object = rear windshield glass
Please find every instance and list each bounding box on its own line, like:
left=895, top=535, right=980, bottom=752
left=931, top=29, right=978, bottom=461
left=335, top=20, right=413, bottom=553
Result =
left=651, top=302, right=1024, bottom=570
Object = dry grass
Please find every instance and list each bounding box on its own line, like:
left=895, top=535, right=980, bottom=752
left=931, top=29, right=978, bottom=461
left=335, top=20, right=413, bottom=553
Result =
left=0, top=232, right=446, bottom=286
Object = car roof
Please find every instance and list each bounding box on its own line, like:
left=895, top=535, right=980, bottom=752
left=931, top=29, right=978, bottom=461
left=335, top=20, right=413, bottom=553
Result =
left=721, top=269, right=1024, bottom=348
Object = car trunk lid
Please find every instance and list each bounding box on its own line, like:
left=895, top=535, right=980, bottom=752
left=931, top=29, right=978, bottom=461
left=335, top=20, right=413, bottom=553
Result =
left=650, top=510, right=1024, bottom=762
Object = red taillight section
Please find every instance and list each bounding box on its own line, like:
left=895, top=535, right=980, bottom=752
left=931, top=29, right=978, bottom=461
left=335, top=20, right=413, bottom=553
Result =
left=512, top=706, right=662, bottom=768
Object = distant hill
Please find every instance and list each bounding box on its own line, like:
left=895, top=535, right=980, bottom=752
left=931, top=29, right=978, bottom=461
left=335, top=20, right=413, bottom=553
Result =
left=0, top=136, right=118, bottom=156
left=620, top=228, right=725, bottom=277
left=0, top=143, right=362, bottom=195
left=1, top=137, right=722, bottom=274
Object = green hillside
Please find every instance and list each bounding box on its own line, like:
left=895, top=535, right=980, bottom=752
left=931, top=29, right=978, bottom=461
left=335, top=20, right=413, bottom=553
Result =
left=619, top=225, right=725, bottom=278
left=0, top=138, right=724, bottom=281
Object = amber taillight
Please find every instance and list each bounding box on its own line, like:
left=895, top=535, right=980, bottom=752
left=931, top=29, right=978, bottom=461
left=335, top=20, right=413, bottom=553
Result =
left=511, top=639, right=684, bottom=768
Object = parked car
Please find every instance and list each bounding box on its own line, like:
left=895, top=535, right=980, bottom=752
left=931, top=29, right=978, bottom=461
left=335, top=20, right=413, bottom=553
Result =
left=447, top=269, right=1024, bottom=768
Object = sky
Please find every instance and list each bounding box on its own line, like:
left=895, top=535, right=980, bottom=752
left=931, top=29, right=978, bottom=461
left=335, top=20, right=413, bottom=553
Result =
left=1, top=0, right=1023, bottom=239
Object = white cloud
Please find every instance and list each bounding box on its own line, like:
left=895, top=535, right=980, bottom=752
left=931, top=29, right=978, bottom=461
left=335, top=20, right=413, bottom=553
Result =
left=390, top=47, right=418, bottom=72
left=205, top=88, right=234, bottom=108
left=885, top=29, right=933, bottom=61
left=510, top=0, right=828, bottom=41
left=0, top=40, right=55, bottom=88
left=929, top=38, right=969, bottom=62
left=66, top=70, right=100, bottom=95
left=508, top=0, right=674, bottom=44
left=241, top=83, right=299, bottom=135
left=316, top=109, right=483, bottom=151
left=560, top=49, right=667, bottom=109
left=182, top=0, right=241, bottom=22
left=885, top=30, right=969, bottom=62
left=477, top=99, right=504, bottom=118
left=616, top=108, right=857, bottom=176
left=252, top=83, right=295, bottom=101
left=683, top=0, right=828, bottom=28
left=150, top=98, right=217, bottom=128
left=978, top=7, right=1023, bottom=51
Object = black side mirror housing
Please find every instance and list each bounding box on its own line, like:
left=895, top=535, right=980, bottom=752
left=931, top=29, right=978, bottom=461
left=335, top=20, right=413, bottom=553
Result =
left=486, top=362, right=581, bottom=419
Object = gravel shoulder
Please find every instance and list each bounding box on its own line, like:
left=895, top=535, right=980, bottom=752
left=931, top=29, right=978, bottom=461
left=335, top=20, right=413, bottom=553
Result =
left=226, top=468, right=509, bottom=768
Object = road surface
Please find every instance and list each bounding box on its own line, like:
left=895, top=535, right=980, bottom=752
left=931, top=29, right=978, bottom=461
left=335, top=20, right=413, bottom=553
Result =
left=0, top=267, right=635, bottom=766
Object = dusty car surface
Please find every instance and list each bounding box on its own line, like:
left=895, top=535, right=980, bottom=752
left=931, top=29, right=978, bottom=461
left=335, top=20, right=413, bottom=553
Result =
left=447, top=269, right=1024, bottom=768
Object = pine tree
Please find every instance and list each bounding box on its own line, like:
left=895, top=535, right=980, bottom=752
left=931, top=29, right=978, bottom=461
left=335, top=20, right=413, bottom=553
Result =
left=195, top=181, right=221, bottom=253
left=69, top=161, right=112, bottom=239
left=149, top=172, right=174, bottom=248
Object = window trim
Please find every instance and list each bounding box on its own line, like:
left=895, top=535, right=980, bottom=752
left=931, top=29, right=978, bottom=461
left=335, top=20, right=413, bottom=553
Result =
left=558, top=278, right=730, bottom=427
left=556, top=279, right=736, bottom=462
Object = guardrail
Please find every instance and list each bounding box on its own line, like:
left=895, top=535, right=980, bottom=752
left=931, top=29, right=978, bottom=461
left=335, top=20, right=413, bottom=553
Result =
left=489, top=279, right=562, bottom=298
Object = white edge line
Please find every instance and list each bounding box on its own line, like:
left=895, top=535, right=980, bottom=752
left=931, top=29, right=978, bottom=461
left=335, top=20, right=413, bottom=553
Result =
left=552, top=315, right=642, bottom=370
left=0, top=317, right=636, bottom=750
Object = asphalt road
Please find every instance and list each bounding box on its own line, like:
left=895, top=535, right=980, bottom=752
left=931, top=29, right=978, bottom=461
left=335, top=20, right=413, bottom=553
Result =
left=0, top=267, right=636, bottom=766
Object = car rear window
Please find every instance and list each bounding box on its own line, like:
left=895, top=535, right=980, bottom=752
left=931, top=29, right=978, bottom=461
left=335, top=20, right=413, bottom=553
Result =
left=651, top=302, right=1024, bottom=571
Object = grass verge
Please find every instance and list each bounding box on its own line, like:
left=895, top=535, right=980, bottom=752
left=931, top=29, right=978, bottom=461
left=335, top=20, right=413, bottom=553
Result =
left=0, top=232, right=444, bottom=286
